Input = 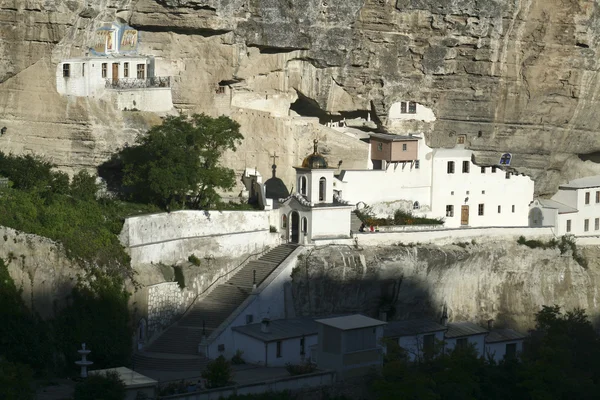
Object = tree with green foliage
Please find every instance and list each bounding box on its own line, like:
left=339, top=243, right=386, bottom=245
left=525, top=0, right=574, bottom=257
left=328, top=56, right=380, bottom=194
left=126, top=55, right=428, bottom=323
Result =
left=0, top=359, right=34, bottom=400
left=70, top=169, right=99, bottom=201
left=202, top=355, right=233, bottom=388
left=56, top=271, right=132, bottom=370
left=117, top=113, right=243, bottom=209
left=74, top=371, right=126, bottom=400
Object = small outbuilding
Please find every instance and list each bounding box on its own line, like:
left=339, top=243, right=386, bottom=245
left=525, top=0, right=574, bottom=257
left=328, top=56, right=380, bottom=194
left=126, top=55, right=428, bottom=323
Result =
left=445, top=322, right=489, bottom=356
left=232, top=318, right=318, bottom=367
left=384, top=318, right=447, bottom=361
left=485, top=329, right=527, bottom=362
left=314, top=314, right=386, bottom=380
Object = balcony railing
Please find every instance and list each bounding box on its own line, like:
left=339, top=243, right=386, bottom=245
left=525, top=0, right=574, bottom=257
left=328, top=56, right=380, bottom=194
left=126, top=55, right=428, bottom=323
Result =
left=105, top=76, right=171, bottom=90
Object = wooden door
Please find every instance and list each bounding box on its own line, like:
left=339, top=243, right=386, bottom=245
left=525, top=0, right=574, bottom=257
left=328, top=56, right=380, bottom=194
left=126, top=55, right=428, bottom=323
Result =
left=461, top=205, right=469, bottom=226
left=112, top=63, right=119, bottom=82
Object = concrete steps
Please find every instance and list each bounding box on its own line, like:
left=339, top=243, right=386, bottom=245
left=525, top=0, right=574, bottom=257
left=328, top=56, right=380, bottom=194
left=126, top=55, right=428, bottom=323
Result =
left=137, top=244, right=297, bottom=371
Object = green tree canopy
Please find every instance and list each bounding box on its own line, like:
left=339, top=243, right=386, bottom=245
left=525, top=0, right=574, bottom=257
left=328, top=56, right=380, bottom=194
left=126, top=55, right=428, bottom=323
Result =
left=0, top=359, right=34, bottom=400
left=118, top=113, right=243, bottom=209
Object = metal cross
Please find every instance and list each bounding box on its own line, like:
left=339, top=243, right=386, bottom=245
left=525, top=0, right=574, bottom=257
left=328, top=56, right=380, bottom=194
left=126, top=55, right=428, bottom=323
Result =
left=271, top=152, right=279, bottom=165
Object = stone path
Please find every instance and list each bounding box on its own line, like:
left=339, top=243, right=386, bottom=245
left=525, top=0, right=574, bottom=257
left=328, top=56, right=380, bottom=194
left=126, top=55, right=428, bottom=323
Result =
left=134, top=244, right=298, bottom=372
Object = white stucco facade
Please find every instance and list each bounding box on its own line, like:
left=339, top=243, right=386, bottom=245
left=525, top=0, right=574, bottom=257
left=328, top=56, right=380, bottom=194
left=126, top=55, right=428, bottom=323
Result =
left=387, top=101, right=437, bottom=123
left=485, top=340, right=524, bottom=363
left=529, top=176, right=600, bottom=237
left=231, top=331, right=318, bottom=367
left=445, top=334, right=486, bottom=356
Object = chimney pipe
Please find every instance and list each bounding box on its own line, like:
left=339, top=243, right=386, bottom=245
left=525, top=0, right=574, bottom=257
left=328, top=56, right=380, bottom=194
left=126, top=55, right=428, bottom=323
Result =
left=440, top=304, right=448, bottom=326
left=261, top=318, right=270, bottom=334
left=487, top=319, right=494, bottom=331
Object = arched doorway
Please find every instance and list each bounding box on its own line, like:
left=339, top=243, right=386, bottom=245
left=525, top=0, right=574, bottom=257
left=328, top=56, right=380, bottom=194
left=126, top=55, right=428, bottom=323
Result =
left=290, top=211, right=300, bottom=244
left=529, top=207, right=543, bottom=227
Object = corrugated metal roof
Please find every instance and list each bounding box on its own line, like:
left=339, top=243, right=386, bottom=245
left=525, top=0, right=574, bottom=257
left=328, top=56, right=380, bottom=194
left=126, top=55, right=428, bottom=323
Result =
left=232, top=318, right=318, bottom=343
left=559, top=176, right=600, bottom=190
left=384, top=319, right=447, bottom=338
left=316, top=314, right=386, bottom=331
left=485, top=329, right=527, bottom=343
left=369, top=133, right=421, bottom=142
left=445, top=322, right=488, bottom=339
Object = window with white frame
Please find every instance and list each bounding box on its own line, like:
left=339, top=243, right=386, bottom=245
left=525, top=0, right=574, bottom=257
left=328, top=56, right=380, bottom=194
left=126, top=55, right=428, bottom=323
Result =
left=446, top=205, right=454, bottom=217
left=415, top=160, right=420, bottom=169
left=447, top=161, right=455, bottom=174
left=413, top=201, right=420, bottom=210
left=595, top=218, right=599, bottom=231
left=585, top=219, right=590, bottom=232
left=402, top=143, right=407, bottom=151
left=462, top=161, right=470, bottom=173
left=566, top=219, right=571, bottom=233
left=62, top=63, right=70, bottom=77
left=478, top=204, right=484, bottom=216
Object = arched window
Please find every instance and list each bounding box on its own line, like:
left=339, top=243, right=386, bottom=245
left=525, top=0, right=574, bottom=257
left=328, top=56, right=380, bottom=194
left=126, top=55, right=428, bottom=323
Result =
left=499, top=153, right=512, bottom=166
left=299, top=176, right=307, bottom=196
left=413, top=201, right=420, bottom=210
left=302, top=217, right=308, bottom=233
left=319, top=177, right=326, bottom=201
left=281, top=214, right=287, bottom=229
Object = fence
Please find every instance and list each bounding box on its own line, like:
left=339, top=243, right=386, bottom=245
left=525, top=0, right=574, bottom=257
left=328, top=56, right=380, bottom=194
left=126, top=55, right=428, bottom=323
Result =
left=105, top=76, right=171, bottom=89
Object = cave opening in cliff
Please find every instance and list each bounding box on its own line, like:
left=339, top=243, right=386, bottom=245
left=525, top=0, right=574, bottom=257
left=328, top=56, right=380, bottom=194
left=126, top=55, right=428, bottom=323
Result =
left=289, top=91, right=330, bottom=123
left=578, top=151, right=600, bottom=163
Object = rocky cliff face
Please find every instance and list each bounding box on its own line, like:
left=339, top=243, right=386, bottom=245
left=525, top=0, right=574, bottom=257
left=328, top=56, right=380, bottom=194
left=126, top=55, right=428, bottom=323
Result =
left=292, top=242, right=600, bottom=331
left=2, top=0, right=600, bottom=194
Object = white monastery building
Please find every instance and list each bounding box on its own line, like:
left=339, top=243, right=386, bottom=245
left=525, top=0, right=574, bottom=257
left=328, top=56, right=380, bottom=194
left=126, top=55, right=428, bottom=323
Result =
left=529, top=176, right=600, bottom=236
left=335, top=133, right=534, bottom=228
left=56, top=23, right=173, bottom=113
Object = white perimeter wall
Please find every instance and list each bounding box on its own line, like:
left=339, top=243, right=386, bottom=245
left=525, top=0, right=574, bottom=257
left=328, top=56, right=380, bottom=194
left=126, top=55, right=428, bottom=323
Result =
left=111, top=87, right=173, bottom=112
left=120, top=210, right=280, bottom=266
left=311, top=208, right=352, bottom=240
left=397, top=331, right=446, bottom=361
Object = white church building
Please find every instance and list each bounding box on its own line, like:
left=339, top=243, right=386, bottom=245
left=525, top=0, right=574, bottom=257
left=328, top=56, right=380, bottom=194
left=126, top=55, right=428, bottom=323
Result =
left=335, top=133, right=534, bottom=228
left=529, top=176, right=600, bottom=236
left=56, top=23, right=173, bottom=113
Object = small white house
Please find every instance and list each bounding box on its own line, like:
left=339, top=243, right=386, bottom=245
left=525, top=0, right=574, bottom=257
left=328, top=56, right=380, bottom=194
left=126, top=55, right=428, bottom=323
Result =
left=232, top=318, right=318, bottom=367
left=529, top=176, right=600, bottom=236
left=485, top=329, right=527, bottom=363
left=444, top=322, right=488, bottom=356
left=383, top=319, right=447, bottom=361
left=315, top=314, right=386, bottom=380
left=55, top=23, right=173, bottom=113
left=277, top=140, right=353, bottom=244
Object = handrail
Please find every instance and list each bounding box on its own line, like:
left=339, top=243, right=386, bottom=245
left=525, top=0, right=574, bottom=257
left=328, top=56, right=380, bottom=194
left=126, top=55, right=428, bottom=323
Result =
left=105, top=76, right=171, bottom=89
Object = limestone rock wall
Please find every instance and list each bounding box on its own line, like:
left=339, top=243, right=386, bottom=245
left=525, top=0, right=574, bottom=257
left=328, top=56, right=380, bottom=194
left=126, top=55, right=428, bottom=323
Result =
left=3, top=1, right=600, bottom=194
left=292, top=242, right=600, bottom=331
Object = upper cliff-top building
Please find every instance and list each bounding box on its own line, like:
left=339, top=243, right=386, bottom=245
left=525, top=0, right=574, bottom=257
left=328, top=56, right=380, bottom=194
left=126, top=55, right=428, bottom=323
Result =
left=56, top=23, right=174, bottom=113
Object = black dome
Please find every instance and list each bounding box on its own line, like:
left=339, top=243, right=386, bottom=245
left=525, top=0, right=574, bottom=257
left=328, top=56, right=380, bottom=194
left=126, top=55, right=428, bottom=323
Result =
left=301, top=139, right=329, bottom=169
left=265, top=177, right=289, bottom=199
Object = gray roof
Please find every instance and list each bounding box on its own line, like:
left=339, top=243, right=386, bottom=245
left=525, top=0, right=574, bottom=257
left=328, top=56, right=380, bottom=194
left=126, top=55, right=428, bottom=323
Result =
left=445, top=322, right=488, bottom=339
left=559, top=176, right=600, bottom=190
left=538, top=199, right=578, bottom=214
left=369, top=133, right=421, bottom=142
left=316, top=314, right=386, bottom=331
left=485, top=329, right=527, bottom=344
left=384, top=319, right=447, bottom=338
left=232, top=318, right=318, bottom=343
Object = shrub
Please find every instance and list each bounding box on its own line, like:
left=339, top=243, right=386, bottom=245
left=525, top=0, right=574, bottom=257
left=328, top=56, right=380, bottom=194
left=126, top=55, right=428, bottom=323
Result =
left=188, top=254, right=201, bottom=266
left=231, top=350, right=246, bottom=365
left=517, top=235, right=588, bottom=268
left=202, top=356, right=232, bottom=388
left=173, top=265, right=186, bottom=288
left=270, top=225, right=277, bottom=233
left=0, top=360, right=34, bottom=400
left=285, top=362, right=317, bottom=376
left=74, top=371, right=126, bottom=400
left=356, top=204, right=443, bottom=227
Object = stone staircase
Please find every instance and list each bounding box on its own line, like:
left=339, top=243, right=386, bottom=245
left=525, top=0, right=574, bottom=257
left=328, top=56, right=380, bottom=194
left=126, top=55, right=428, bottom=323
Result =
left=134, top=244, right=298, bottom=372
left=351, top=211, right=363, bottom=232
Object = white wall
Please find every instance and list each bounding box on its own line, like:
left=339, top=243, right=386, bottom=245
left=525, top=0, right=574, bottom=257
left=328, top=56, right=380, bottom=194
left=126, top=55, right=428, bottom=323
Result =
left=397, top=331, right=446, bottom=361
left=206, top=247, right=304, bottom=360
left=317, top=226, right=554, bottom=247
left=231, top=92, right=295, bottom=117
left=430, top=151, right=534, bottom=228
left=310, top=207, right=352, bottom=240
left=571, top=188, right=600, bottom=236
left=119, top=210, right=279, bottom=266
left=485, top=341, right=523, bottom=363
left=387, top=102, right=436, bottom=123
left=445, top=334, right=486, bottom=357
left=112, top=87, right=173, bottom=112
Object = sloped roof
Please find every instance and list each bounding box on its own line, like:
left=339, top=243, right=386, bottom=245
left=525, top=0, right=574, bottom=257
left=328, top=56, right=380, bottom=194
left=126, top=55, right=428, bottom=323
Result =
left=537, top=199, right=578, bottom=214
left=384, top=319, right=447, bottom=338
left=559, top=176, right=600, bottom=190
left=233, top=318, right=318, bottom=343
left=485, top=329, right=527, bottom=343
left=316, top=314, right=386, bottom=331
left=445, top=322, right=488, bottom=339
left=369, top=133, right=421, bottom=142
